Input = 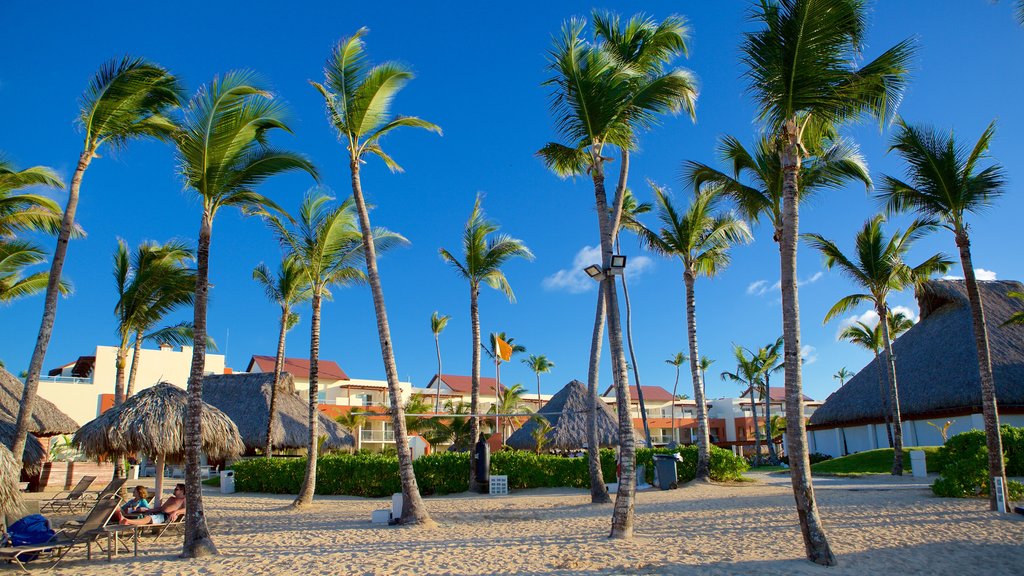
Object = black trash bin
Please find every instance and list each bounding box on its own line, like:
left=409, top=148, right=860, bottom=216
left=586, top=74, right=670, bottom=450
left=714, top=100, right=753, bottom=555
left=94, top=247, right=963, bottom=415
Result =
left=652, top=453, right=680, bottom=490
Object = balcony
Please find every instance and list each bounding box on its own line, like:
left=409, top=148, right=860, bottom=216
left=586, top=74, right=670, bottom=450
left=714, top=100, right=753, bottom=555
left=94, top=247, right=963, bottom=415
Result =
left=36, top=375, right=93, bottom=385
left=360, top=430, right=395, bottom=442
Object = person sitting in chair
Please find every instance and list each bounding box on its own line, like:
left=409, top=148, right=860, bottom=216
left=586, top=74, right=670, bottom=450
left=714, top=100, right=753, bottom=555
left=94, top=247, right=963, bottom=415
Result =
left=121, top=485, right=151, bottom=515
left=117, top=483, right=186, bottom=525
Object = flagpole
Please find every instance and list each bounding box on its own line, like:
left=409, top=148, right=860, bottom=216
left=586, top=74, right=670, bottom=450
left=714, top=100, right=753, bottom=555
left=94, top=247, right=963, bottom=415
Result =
left=495, top=354, right=501, bottom=445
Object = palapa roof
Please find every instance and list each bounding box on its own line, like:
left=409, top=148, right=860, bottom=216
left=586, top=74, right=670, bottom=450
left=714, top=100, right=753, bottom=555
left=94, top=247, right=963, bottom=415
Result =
left=0, top=421, right=50, bottom=476
left=0, top=368, right=79, bottom=436
left=246, top=355, right=350, bottom=381
left=0, top=443, right=24, bottom=519
left=74, top=382, right=243, bottom=461
left=810, top=279, right=1024, bottom=429
left=506, top=380, right=626, bottom=451
left=202, top=372, right=353, bottom=452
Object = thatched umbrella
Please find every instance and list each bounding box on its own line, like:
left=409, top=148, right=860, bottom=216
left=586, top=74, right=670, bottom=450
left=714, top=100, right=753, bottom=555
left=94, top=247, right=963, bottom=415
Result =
left=0, top=421, right=47, bottom=476
left=74, top=382, right=243, bottom=505
left=202, top=372, right=353, bottom=453
left=0, top=443, right=24, bottom=520
left=0, top=368, right=79, bottom=436
left=507, top=380, right=627, bottom=451
left=810, top=279, right=1024, bottom=430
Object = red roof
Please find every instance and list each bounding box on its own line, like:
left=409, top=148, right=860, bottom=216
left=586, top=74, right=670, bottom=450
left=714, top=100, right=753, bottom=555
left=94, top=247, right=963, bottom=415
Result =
left=428, top=374, right=505, bottom=396
left=741, top=386, right=813, bottom=402
left=601, top=385, right=675, bottom=402
left=246, top=355, right=349, bottom=381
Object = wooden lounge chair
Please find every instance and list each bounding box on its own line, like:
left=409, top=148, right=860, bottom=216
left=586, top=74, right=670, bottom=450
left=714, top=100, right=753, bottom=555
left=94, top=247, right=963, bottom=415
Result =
left=0, top=495, right=120, bottom=572
left=39, top=476, right=97, bottom=514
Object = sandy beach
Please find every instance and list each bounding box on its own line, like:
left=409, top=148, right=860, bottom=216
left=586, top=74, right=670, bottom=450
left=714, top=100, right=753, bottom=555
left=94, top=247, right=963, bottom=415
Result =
left=12, top=472, right=1021, bottom=576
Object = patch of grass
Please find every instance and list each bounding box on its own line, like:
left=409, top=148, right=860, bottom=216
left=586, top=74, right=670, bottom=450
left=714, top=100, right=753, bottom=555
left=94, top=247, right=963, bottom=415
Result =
left=202, top=476, right=221, bottom=487
left=811, top=447, right=941, bottom=476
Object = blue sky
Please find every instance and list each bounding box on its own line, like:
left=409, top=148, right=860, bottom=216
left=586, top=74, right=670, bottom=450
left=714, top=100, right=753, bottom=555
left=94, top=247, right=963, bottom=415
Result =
left=1, top=1, right=1021, bottom=402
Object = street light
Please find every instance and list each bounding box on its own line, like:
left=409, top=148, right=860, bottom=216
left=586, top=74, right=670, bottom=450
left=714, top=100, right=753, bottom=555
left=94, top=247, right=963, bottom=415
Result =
left=583, top=264, right=605, bottom=281
left=609, top=254, right=627, bottom=275
left=583, top=255, right=627, bottom=281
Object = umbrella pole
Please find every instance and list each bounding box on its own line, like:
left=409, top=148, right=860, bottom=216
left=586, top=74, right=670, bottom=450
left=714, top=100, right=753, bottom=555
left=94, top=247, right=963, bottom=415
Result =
left=154, top=454, right=165, bottom=507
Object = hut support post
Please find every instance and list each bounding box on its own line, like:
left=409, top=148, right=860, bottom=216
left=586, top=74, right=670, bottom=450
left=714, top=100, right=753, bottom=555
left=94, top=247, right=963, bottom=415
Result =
left=154, top=454, right=166, bottom=507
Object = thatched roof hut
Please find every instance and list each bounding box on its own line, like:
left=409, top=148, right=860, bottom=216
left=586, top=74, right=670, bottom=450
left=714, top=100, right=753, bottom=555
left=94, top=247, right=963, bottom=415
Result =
left=0, top=368, right=79, bottom=436
left=73, top=382, right=243, bottom=461
left=810, top=279, right=1024, bottom=429
left=0, top=443, right=24, bottom=520
left=202, top=372, right=353, bottom=453
left=0, top=421, right=45, bottom=476
left=507, top=380, right=625, bottom=451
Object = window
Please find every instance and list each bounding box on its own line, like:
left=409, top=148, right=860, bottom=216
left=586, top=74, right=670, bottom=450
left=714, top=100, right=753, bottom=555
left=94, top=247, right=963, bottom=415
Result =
left=317, top=390, right=327, bottom=403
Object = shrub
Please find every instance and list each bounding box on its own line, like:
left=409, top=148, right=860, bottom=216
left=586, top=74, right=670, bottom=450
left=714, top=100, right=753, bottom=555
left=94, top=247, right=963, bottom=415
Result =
left=931, top=426, right=1024, bottom=500
left=635, top=445, right=748, bottom=484
left=779, top=452, right=832, bottom=466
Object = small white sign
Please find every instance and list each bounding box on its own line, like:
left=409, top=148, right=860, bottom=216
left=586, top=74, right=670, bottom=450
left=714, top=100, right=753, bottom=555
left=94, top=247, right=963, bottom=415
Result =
left=993, top=477, right=1007, bottom=513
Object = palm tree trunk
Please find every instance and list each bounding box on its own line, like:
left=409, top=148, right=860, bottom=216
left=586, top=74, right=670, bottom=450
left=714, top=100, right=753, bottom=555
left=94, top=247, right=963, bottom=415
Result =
left=618, top=238, right=652, bottom=449
left=183, top=209, right=217, bottom=558
left=294, top=294, right=321, bottom=507
left=764, top=373, right=778, bottom=464
left=266, top=307, right=289, bottom=458
left=590, top=157, right=635, bottom=539
left=586, top=287, right=611, bottom=504
left=956, top=232, right=1008, bottom=510
left=750, top=384, right=762, bottom=466
left=469, top=284, right=482, bottom=493
left=535, top=373, right=541, bottom=413
left=10, top=150, right=92, bottom=461
left=779, top=124, right=835, bottom=565
left=112, top=337, right=129, bottom=480
left=126, top=332, right=143, bottom=398
left=434, top=334, right=443, bottom=414
left=349, top=160, right=432, bottom=526
left=877, top=301, right=904, bottom=476
left=683, top=272, right=712, bottom=480
left=874, top=350, right=894, bottom=447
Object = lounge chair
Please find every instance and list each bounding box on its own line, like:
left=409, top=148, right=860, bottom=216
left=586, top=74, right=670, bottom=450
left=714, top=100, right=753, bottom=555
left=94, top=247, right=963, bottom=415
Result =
left=0, top=495, right=120, bottom=572
left=91, top=477, right=127, bottom=500
left=38, top=476, right=97, bottom=514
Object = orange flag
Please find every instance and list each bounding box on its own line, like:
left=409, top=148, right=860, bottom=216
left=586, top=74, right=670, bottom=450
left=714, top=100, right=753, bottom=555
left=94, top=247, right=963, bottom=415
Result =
left=495, top=336, right=513, bottom=362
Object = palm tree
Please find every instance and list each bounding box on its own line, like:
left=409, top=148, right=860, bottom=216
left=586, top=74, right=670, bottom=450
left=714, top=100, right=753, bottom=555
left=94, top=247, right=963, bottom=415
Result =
left=0, top=156, right=66, bottom=239
left=0, top=241, right=71, bottom=304
left=805, top=215, right=950, bottom=475
left=755, top=337, right=785, bottom=464
left=402, top=393, right=435, bottom=438
left=430, top=312, right=451, bottom=413
left=1005, top=293, right=1024, bottom=326
left=253, top=257, right=313, bottom=458
left=617, top=190, right=654, bottom=448
left=11, top=57, right=183, bottom=464
left=522, top=354, right=555, bottom=413
left=838, top=311, right=914, bottom=448
left=128, top=322, right=215, bottom=398
left=664, top=353, right=687, bottom=445
left=639, top=185, right=751, bottom=480
left=312, top=28, right=440, bottom=526
left=422, top=401, right=480, bottom=452
left=698, top=356, right=714, bottom=389
left=740, top=0, right=914, bottom=562
left=439, top=196, right=532, bottom=490
left=833, top=367, right=853, bottom=386
left=721, top=345, right=765, bottom=464
left=539, top=13, right=697, bottom=536
left=487, top=383, right=531, bottom=442
left=266, top=192, right=403, bottom=508
left=530, top=415, right=554, bottom=454
left=175, top=71, right=317, bottom=556
left=335, top=411, right=368, bottom=452
left=880, top=120, right=1012, bottom=507
left=483, top=332, right=526, bottom=442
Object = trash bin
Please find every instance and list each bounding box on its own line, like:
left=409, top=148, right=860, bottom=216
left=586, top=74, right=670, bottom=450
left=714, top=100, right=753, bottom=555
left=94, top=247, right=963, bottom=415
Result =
left=910, top=450, right=927, bottom=478
left=653, top=454, right=679, bottom=490
left=129, top=465, right=140, bottom=480
left=220, top=470, right=235, bottom=494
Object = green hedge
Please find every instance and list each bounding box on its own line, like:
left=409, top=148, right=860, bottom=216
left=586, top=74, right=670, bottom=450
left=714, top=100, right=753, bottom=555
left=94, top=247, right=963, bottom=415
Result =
left=931, top=425, right=1024, bottom=500
left=232, top=445, right=748, bottom=497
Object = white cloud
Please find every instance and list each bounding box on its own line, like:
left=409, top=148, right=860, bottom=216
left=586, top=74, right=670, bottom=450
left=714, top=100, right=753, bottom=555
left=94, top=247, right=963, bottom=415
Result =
left=801, top=345, right=818, bottom=365
left=943, top=268, right=996, bottom=281
left=542, top=245, right=654, bottom=294
left=747, top=271, right=824, bottom=297
left=834, top=305, right=918, bottom=340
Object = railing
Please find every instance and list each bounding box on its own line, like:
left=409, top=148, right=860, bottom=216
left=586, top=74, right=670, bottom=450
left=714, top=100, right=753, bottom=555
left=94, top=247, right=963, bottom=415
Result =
left=36, top=375, right=93, bottom=385
left=360, top=430, right=395, bottom=442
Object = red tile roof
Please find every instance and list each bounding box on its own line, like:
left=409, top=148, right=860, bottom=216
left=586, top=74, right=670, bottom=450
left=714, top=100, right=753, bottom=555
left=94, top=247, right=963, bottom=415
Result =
left=601, top=385, right=675, bottom=402
left=741, top=386, right=813, bottom=402
left=428, top=374, right=505, bottom=396
left=246, top=355, right=349, bottom=381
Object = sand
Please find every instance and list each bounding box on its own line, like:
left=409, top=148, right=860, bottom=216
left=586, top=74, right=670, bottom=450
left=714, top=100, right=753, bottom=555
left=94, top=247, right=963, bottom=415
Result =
left=18, top=471, right=1024, bottom=575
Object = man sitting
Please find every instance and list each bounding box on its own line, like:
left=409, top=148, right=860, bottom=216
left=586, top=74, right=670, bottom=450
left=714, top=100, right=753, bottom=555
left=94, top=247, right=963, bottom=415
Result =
left=117, top=483, right=186, bottom=526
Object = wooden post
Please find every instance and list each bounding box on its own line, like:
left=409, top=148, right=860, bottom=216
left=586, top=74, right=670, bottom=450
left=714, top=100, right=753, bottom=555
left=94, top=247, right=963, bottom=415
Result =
left=153, top=454, right=166, bottom=507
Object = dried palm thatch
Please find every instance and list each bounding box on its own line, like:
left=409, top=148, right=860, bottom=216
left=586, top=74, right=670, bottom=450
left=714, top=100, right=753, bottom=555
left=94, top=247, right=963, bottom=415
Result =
left=0, top=421, right=47, bottom=476
left=73, top=382, right=243, bottom=461
left=507, top=380, right=627, bottom=451
left=0, top=368, right=79, bottom=436
left=0, top=443, right=24, bottom=519
left=202, top=372, right=353, bottom=452
left=810, top=279, right=1024, bottom=429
